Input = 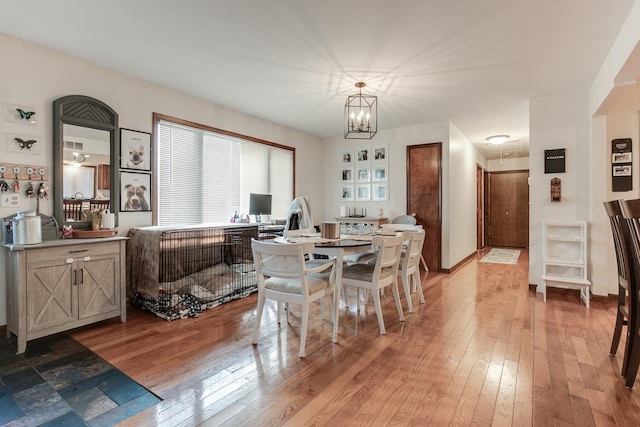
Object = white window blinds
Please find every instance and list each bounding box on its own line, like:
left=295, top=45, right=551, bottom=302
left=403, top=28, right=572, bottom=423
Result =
left=157, top=119, right=293, bottom=226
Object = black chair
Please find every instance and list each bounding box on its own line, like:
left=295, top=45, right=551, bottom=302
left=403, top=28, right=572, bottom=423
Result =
left=619, top=199, right=640, bottom=387
left=604, top=200, right=635, bottom=377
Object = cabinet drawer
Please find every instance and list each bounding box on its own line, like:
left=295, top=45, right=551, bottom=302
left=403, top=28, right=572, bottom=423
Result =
left=25, top=241, right=121, bottom=264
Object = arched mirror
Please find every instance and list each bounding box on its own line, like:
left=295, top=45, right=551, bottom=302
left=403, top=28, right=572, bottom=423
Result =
left=53, top=95, right=119, bottom=230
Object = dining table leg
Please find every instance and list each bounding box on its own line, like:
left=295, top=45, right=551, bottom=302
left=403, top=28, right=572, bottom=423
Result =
left=332, top=248, right=345, bottom=343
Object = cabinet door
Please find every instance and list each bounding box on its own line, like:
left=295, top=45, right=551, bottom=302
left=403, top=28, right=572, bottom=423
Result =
left=78, top=253, right=120, bottom=319
left=26, top=260, right=75, bottom=333
left=98, top=164, right=110, bottom=190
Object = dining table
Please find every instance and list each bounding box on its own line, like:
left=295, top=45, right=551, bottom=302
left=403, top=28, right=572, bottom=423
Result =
left=274, top=233, right=385, bottom=342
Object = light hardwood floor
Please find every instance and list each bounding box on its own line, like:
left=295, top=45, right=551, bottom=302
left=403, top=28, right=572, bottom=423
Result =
left=70, top=249, right=640, bottom=426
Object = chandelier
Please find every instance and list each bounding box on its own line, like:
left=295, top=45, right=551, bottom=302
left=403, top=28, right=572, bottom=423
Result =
left=345, top=82, right=377, bottom=139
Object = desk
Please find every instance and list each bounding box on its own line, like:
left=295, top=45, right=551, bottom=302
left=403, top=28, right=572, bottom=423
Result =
left=275, top=235, right=372, bottom=342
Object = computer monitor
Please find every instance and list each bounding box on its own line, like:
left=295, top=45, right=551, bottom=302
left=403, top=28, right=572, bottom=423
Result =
left=249, top=193, right=272, bottom=223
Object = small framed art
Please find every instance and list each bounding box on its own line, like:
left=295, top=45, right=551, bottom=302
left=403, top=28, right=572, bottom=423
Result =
left=120, top=128, right=152, bottom=171
left=341, top=149, right=354, bottom=165
left=120, top=171, right=151, bottom=211
left=341, top=167, right=354, bottom=183
left=356, top=183, right=370, bottom=201
left=372, top=164, right=387, bottom=181
left=372, top=143, right=388, bottom=162
left=340, top=184, right=354, bottom=201
left=356, top=145, right=370, bottom=163
left=356, top=167, right=370, bottom=182
left=372, top=182, right=388, bottom=201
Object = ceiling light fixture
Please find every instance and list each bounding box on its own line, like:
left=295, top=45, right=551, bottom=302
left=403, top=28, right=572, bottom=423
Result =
left=486, top=135, right=510, bottom=145
left=345, top=82, right=377, bottom=139
left=72, top=152, right=86, bottom=167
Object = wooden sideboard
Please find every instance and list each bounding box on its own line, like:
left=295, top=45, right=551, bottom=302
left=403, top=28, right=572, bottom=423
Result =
left=2, top=236, right=127, bottom=353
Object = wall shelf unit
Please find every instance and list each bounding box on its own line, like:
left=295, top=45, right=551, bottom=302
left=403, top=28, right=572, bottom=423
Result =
left=540, top=220, right=591, bottom=307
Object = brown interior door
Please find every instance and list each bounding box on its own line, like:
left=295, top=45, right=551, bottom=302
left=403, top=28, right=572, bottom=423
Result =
left=407, top=143, right=442, bottom=272
left=486, top=170, right=529, bottom=248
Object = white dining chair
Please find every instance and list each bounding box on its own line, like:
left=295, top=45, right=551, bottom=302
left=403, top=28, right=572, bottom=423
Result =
left=341, top=235, right=404, bottom=335
left=398, top=229, right=426, bottom=313
left=251, top=239, right=335, bottom=358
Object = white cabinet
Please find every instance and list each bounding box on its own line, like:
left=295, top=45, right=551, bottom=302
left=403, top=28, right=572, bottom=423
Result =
left=540, top=220, right=591, bottom=307
left=2, top=237, right=127, bottom=353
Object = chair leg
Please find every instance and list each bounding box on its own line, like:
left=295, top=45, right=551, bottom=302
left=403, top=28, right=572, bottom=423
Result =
left=413, top=270, right=425, bottom=304
left=625, top=332, right=640, bottom=388
left=610, top=311, right=625, bottom=355
left=253, top=292, right=266, bottom=345
left=371, top=287, right=386, bottom=335
left=622, top=327, right=634, bottom=377
left=299, top=303, right=309, bottom=358
left=401, top=272, right=414, bottom=313
left=391, top=281, right=404, bottom=322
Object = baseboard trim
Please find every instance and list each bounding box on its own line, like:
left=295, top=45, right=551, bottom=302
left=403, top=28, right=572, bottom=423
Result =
left=441, top=251, right=477, bottom=274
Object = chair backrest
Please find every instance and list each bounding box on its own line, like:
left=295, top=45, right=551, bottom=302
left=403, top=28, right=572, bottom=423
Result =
left=90, top=200, right=110, bottom=212
left=371, top=235, right=404, bottom=280
left=251, top=238, right=313, bottom=280
left=391, top=214, right=417, bottom=225
left=604, top=200, right=630, bottom=280
left=400, top=230, right=426, bottom=272
left=63, top=199, right=84, bottom=221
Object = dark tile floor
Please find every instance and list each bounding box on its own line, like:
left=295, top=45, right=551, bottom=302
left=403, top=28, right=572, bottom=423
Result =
left=0, top=333, right=161, bottom=426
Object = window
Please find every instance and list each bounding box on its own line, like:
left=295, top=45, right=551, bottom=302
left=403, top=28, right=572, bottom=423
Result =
left=155, top=114, right=294, bottom=226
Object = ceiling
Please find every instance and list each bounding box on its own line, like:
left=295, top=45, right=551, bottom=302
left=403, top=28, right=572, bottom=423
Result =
left=0, top=1, right=636, bottom=159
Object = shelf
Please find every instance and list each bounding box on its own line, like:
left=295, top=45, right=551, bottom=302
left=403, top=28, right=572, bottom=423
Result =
left=541, top=220, right=589, bottom=307
left=545, top=235, right=582, bottom=242
left=542, top=274, right=590, bottom=285
left=544, top=257, right=584, bottom=267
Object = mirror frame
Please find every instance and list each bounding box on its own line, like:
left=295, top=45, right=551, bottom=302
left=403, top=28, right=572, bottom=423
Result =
left=53, top=95, right=119, bottom=230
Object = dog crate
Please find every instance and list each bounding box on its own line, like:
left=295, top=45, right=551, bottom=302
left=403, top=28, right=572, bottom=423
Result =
left=127, top=224, right=258, bottom=320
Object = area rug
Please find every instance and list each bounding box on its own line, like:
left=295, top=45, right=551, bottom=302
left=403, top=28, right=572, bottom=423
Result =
left=479, top=248, right=521, bottom=265
left=0, top=333, right=161, bottom=426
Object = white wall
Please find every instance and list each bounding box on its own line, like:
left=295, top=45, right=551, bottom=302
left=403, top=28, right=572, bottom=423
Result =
left=529, top=90, right=592, bottom=291
left=448, top=123, right=487, bottom=266
left=0, top=34, right=325, bottom=326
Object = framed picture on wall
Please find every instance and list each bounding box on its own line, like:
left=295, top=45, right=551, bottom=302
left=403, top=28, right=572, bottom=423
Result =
left=372, top=143, right=388, bottom=162
left=356, top=167, right=370, bottom=182
left=372, top=164, right=387, bottom=181
left=340, top=184, right=354, bottom=201
left=341, top=149, right=354, bottom=165
left=356, top=183, right=370, bottom=201
left=356, top=145, right=370, bottom=163
left=341, top=167, right=354, bottom=183
left=120, top=171, right=151, bottom=211
left=120, top=128, right=152, bottom=171
left=372, top=182, right=388, bottom=201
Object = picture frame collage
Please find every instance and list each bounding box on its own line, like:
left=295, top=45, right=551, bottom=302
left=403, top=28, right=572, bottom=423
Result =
left=340, top=143, right=388, bottom=201
left=119, top=128, right=152, bottom=212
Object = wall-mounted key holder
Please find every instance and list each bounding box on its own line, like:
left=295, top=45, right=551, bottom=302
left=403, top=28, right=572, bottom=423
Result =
left=0, top=163, right=48, bottom=181
left=551, top=177, right=561, bottom=202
